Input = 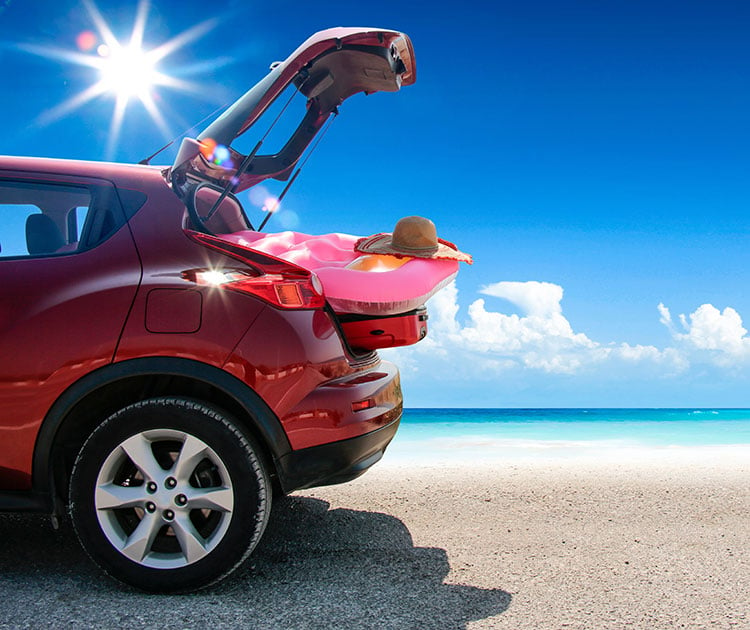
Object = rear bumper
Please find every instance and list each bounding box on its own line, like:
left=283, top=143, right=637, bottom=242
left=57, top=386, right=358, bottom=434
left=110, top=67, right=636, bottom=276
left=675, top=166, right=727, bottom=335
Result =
left=270, top=356, right=403, bottom=492
left=276, top=414, right=401, bottom=492
left=280, top=359, right=403, bottom=450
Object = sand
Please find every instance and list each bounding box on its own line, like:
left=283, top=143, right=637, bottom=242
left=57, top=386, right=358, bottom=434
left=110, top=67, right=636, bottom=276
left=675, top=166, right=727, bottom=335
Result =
left=292, top=457, right=750, bottom=629
left=0, top=455, right=748, bottom=628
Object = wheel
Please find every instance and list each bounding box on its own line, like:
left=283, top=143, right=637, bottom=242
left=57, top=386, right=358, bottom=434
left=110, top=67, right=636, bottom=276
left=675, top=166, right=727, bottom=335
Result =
left=69, top=397, right=271, bottom=592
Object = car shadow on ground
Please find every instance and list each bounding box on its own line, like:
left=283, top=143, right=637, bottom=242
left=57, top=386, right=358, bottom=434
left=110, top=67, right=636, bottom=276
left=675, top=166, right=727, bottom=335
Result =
left=0, top=496, right=510, bottom=629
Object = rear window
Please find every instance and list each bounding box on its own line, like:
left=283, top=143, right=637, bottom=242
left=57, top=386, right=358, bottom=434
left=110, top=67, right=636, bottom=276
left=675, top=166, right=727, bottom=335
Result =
left=0, top=180, right=144, bottom=259
left=0, top=181, right=92, bottom=257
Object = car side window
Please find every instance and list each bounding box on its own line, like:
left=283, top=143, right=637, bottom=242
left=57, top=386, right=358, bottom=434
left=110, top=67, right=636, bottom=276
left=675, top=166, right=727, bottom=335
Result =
left=0, top=181, right=92, bottom=258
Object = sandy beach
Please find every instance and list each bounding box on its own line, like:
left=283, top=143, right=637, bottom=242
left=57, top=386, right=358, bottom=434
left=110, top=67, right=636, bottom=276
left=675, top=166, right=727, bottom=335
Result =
left=294, top=457, right=750, bottom=629
left=1, top=455, right=749, bottom=629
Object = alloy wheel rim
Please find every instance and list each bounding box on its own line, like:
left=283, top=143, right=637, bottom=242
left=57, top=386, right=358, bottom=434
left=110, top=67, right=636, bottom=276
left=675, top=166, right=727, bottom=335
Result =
left=93, top=429, right=234, bottom=569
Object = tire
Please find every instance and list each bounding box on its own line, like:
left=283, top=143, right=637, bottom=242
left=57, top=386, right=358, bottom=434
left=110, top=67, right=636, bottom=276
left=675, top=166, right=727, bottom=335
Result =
left=69, top=397, right=271, bottom=592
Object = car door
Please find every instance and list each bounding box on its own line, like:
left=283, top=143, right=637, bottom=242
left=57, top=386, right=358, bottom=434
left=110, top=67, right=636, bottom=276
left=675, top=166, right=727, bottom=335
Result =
left=0, top=172, right=142, bottom=490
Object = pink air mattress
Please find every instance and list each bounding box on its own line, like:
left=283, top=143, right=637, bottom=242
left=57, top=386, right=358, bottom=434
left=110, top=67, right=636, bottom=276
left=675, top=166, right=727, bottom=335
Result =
left=222, top=230, right=458, bottom=315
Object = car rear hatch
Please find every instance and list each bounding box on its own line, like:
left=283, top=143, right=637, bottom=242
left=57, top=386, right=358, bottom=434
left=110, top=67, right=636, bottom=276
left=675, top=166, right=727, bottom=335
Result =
left=168, top=27, right=415, bottom=194
left=168, top=27, right=420, bottom=355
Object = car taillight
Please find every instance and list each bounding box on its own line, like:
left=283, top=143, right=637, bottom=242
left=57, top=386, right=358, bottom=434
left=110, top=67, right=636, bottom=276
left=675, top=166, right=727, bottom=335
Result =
left=351, top=398, right=375, bottom=412
left=185, top=231, right=326, bottom=310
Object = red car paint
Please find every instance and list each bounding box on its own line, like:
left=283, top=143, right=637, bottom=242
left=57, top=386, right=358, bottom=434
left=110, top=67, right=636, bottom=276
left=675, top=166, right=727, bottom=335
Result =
left=0, top=27, right=428, bottom=592
left=0, top=155, right=406, bottom=493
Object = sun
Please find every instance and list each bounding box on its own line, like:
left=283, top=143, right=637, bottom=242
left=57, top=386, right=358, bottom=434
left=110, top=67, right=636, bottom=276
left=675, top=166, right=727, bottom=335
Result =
left=97, top=43, right=160, bottom=100
left=16, top=0, right=226, bottom=159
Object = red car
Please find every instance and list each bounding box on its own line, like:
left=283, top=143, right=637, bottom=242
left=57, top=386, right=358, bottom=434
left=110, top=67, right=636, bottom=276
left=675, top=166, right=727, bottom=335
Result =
left=0, top=28, right=420, bottom=592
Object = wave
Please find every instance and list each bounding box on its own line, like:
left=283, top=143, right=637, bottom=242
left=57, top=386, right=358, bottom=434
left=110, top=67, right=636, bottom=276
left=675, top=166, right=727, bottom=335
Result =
left=401, top=436, right=639, bottom=450
left=385, top=439, right=750, bottom=465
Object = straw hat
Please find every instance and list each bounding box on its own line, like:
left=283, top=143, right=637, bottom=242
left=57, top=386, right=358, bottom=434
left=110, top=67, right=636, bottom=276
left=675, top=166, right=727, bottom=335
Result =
left=354, top=216, right=473, bottom=264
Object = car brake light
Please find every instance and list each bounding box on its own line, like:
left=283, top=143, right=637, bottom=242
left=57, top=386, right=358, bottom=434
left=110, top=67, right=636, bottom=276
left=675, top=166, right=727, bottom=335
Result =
left=185, top=231, right=325, bottom=309
left=352, top=398, right=375, bottom=412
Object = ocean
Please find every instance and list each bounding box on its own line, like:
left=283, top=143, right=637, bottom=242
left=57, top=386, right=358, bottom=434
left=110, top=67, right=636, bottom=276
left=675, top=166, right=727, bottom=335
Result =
left=387, top=408, right=750, bottom=463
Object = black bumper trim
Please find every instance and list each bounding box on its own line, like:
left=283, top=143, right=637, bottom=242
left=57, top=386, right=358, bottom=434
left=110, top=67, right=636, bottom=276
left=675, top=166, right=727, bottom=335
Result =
left=276, top=416, right=401, bottom=493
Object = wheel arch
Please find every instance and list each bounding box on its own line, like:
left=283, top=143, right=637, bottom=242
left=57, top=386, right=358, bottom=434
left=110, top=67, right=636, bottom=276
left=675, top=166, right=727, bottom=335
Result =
left=33, top=357, right=290, bottom=505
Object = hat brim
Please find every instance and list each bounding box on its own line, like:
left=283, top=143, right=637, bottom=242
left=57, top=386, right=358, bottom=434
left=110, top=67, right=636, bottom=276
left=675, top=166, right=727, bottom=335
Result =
left=354, top=233, right=473, bottom=264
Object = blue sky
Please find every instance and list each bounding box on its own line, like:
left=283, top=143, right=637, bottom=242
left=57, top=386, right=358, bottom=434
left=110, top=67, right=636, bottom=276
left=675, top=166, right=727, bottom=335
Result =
left=2, top=0, right=749, bottom=406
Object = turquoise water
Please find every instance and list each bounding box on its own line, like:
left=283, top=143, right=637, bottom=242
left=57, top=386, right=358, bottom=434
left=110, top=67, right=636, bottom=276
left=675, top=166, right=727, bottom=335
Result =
left=396, top=408, right=750, bottom=448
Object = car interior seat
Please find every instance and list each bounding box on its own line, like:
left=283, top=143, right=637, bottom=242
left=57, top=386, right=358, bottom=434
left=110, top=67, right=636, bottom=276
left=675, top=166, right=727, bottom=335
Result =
left=25, top=213, right=65, bottom=255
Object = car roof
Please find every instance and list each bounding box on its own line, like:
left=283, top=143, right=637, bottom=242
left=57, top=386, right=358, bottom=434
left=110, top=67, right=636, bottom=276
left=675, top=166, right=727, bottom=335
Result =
left=0, top=155, right=166, bottom=188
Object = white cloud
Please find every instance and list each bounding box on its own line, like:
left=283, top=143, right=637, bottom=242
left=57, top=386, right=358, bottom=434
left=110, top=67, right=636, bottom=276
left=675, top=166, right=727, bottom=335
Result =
left=392, top=280, right=679, bottom=376
left=657, top=302, right=673, bottom=330
left=480, top=281, right=562, bottom=317
left=378, top=281, right=750, bottom=407
left=684, top=304, right=748, bottom=354
left=383, top=280, right=750, bottom=396
left=658, top=302, right=750, bottom=365
left=426, top=280, right=460, bottom=336
left=455, top=294, right=601, bottom=373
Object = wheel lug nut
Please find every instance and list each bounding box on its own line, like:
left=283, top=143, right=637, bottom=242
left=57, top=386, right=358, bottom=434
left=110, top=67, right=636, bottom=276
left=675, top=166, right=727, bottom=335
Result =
left=175, top=494, right=187, bottom=507
left=146, top=482, right=157, bottom=494
left=145, top=502, right=156, bottom=513
left=163, top=509, right=175, bottom=521
left=165, top=477, right=177, bottom=489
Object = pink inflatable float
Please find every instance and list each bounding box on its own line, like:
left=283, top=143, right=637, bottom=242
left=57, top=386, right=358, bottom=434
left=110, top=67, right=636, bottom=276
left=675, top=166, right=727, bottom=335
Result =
left=222, top=230, right=459, bottom=316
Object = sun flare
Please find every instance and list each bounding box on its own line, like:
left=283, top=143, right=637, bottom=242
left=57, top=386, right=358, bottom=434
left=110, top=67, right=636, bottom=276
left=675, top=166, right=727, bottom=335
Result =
left=17, top=0, right=226, bottom=159
left=97, top=43, right=159, bottom=100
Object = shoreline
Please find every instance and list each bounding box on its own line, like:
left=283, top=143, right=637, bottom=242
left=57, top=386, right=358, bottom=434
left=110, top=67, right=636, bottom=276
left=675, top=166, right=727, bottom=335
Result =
left=384, top=439, right=750, bottom=469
